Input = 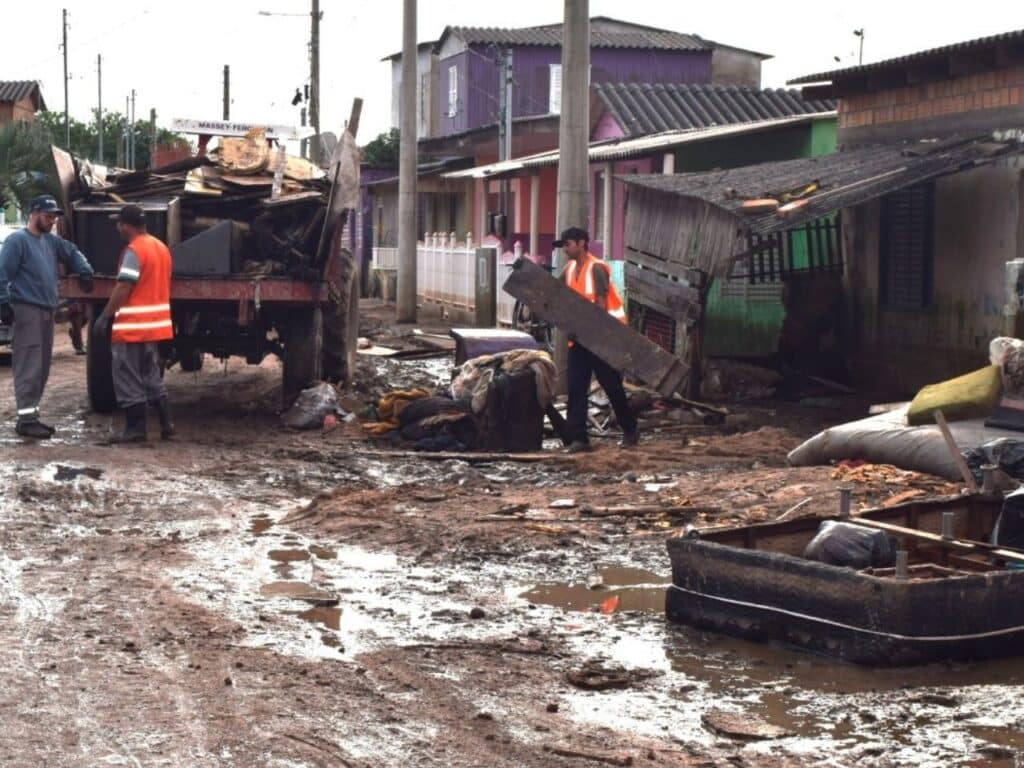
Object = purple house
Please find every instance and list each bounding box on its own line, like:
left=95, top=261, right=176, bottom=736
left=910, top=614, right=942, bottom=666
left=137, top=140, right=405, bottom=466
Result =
left=370, top=17, right=770, bottom=256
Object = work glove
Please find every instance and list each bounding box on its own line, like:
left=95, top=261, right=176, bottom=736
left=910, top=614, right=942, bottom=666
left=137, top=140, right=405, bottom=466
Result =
left=77, top=272, right=94, bottom=293
left=92, top=313, right=111, bottom=339
left=0, top=302, right=13, bottom=326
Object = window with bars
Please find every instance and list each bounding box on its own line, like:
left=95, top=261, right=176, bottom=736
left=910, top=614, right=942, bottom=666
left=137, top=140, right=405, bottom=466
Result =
left=879, top=184, right=934, bottom=310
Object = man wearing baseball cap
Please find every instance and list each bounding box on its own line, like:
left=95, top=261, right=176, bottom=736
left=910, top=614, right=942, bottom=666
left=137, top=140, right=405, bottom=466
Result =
left=0, top=195, right=94, bottom=439
left=93, top=204, right=174, bottom=443
left=553, top=226, right=639, bottom=453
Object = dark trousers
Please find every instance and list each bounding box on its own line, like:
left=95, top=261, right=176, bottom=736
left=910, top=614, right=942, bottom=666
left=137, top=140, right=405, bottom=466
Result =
left=112, top=342, right=167, bottom=408
left=566, top=343, right=637, bottom=444
left=11, top=302, right=54, bottom=423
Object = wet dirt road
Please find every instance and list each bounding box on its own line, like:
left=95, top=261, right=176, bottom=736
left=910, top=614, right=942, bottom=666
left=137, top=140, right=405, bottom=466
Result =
left=2, top=334, right=1024, bottom=767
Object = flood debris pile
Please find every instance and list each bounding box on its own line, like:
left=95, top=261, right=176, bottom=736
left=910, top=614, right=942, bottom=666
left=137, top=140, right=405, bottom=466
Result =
left=71, top=127, right=337, bottom=279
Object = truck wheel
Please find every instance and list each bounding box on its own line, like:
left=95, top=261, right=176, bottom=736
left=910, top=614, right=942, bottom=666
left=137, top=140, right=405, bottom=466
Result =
left=86, top=311, right=117, bottom=413
left=179, top=348, right=204, bottom=372
left=323, top=261, right=359, bottom=385
left=282, top=306, right=323, bottom=405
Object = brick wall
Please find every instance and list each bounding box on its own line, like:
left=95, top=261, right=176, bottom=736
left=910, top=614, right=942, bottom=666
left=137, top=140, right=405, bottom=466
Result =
left=838, top=63, right=1024, bottom=129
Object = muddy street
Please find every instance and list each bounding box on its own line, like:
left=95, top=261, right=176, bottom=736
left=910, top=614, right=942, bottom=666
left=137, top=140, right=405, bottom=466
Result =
left=1, top=330, right=1023, bottom=768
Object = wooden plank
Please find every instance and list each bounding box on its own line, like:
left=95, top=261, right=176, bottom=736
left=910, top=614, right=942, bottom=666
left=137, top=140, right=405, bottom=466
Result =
left=259, top=190, right=323, bottom=208
left=851, top=517, right=1024, bottom=565
left=623, top=246, right=706, bottom=286
left=502, top=258, right=689, bottom=396
left=934, top=410, right=980, bottom=492
left=624, top=264, right=702, bottom=322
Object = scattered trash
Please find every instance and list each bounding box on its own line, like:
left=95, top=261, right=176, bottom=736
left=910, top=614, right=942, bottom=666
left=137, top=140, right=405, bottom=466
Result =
left=599, top=595, right=619, bottom=614
left=565, top=661, right=662, bottom=691
left=803, top=520, right=898, bottom=569
left=281, top=383, right=340, bottom=430
left=549, top=499, right=577, bottom=509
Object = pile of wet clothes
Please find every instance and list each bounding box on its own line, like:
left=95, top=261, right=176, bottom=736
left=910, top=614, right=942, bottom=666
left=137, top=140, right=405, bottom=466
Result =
left=361, top=350, right=557, bottom=452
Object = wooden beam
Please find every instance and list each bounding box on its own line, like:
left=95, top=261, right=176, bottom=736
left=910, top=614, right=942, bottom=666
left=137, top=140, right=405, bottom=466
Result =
left=623, top=246, right=707, bottom=286
left=502, top=258, right=689, bottom=396
left=851, top=517, right=1024, bottom=565
left=624, top=262, right=701, bottom=311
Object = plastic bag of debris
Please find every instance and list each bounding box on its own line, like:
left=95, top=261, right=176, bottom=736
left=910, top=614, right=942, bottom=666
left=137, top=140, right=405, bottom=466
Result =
left=803, top=520, right=897, bottom=569
left=281, top=382, right=340, bottom=430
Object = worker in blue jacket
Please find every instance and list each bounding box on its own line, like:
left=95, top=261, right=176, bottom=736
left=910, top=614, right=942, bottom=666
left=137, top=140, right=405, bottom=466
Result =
left=0, top=195, right=94, bottom=439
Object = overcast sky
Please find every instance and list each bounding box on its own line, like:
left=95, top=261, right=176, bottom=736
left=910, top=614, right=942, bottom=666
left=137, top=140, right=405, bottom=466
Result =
left=3, top=1, right=1024, bottom=149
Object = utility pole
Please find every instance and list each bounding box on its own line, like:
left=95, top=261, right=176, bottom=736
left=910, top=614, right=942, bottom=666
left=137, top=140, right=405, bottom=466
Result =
left=854, top=28, right=865, bottom=65
left=62, top=8, right=70, bottom=149
left=309, top=0, right=321, bottom=164
left=97, top=54, right=103, bottom=163
left=397, top=0, right=418, bottom=322
left=150, top=108, right=156, bottom=168
left=223, top=65, right=230, bottom=120
left=130, top=89, right=136, bottom=169
left=553, top=0, right=590, bottom=386
left=124, top=95, right=129, bottom=169
left=300, top=106, right=308, bottom=159
left=497, top=48, right=514, bottom=238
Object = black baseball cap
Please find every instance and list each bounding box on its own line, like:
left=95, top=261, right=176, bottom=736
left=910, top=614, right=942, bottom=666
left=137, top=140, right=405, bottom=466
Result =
left=552, top=226, right=589, bottom=247
left=112, top=204, right=146, bottom=227
left=29, top=195, right=63, bottom=215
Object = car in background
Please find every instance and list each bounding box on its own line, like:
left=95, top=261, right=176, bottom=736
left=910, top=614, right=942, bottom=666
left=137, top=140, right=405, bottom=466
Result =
left=0, top=225, right=19, bottom=348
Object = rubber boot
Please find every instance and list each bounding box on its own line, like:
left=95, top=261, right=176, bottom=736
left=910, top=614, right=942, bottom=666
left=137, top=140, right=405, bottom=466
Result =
left=16, top=419, right=53, bottom=440
left=110, top=404, right=147, bottom=444
left=150, top=397, right=175, bottom=440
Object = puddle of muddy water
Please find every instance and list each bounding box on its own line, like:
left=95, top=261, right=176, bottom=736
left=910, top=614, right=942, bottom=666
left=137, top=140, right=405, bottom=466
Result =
left=520, top=566, right=668, bottom=613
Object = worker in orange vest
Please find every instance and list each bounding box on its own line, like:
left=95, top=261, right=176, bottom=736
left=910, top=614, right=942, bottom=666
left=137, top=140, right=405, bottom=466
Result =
left=555, top=226, right=639, bottom=453
left=93, top=205, right=175, bottom=443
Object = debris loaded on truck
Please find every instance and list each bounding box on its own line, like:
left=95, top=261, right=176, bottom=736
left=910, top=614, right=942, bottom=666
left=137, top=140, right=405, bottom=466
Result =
left=54, top=105, right=363, bottom=411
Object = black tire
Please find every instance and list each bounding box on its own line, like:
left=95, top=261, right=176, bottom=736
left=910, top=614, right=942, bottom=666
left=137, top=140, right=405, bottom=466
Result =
left=323, top=252, right=359, bottom=385
left=282, top=306, right=323, bottom=406
left=178, top=348, right=204, bottom=372
left=86, top=310, right=117, bottom=413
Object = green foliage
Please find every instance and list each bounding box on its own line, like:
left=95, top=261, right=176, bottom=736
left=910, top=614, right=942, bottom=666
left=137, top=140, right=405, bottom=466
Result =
left=361, top=128, right=400, bottom=168
left=0, top=121, right=58, bottom=211
left=36, top=110, right=189, bottom=170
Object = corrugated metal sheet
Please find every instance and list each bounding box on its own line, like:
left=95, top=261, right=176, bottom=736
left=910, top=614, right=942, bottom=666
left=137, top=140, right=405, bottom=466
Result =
left=790, top=29, right=1024, bottom=84
left=0, top=80, right=45, bottom=110
left=620, top=135, right=1024, bottom=234
left=593, top=83, right=835, bottom=136
left=441, top=113, right=837, bottom=179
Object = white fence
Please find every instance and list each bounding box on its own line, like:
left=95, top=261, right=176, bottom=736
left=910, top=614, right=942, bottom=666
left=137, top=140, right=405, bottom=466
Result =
left=416, top=232, right=478, bottom=311
left=373, top=235, right=528, bottom=326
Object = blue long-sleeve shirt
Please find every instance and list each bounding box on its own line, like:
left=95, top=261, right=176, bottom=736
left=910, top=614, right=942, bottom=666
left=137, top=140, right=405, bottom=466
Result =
left=0, top=228, right=93, bottom=309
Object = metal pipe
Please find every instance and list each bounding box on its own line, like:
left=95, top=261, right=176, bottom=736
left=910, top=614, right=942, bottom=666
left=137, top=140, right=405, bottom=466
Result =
left=941, top=511, right=955, bottom=540
left=839, top=487, right=851, bottom=519
left=895, top=550, right=908, bottom=580
left=982, top=464, right=998, bottom=496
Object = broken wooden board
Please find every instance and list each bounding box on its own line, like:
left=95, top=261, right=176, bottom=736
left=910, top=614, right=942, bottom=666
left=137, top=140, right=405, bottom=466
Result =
left=502, top=258, right=688, bottom=397
left=624, top=262, right=701, bottom=324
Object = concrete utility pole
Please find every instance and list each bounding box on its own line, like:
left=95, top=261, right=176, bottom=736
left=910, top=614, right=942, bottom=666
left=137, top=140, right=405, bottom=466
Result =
left=498, top=48, right=514, bottom=238
left=553, top=0, right=590, bottom=385
left=396, top=0, right=418, bottom=322
left=130, top=89, right=136, bottom=169
left=309, top=0, right=321, bottom=164
left=97, top=54, right=103, bottom=163
left=150, top=108, right=157, bottom=168
left=62, top=9, right=70, bottom=149
left=223, top=65, right=230, bottom=120
left=124, top=95, right=129, bottom=169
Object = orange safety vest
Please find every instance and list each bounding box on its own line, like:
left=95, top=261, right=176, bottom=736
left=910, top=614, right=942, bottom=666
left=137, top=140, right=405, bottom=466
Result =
left=111, top=233, right=174, bottom=344
left=564, top=252, right=626, bottom=324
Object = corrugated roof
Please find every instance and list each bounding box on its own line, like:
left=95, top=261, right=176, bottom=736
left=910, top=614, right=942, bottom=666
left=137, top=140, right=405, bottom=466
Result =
left=594, top=83, right=835, bottom=137
left=620, top=134, right=1024, bottom=234
left=789, top=29, right=1024, bottom=85
left=0, top=80, right=45, bottom=110
left=441, top=113, right=837, bottom=179
left=436, top=17, right=712, bottom=53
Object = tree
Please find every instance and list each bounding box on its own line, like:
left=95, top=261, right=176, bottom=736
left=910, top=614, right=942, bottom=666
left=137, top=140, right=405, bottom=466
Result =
left=36, top=110, right=189, bottom=170
left=0, top=121, right=58, bottom=212
left=361, top=128, right=400, bottom=168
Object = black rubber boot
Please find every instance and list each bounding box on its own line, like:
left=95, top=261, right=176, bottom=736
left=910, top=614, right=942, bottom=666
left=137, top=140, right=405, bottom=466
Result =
left=110, top=404, right=147, bottom=444
left=16, top=420, right=52, bottom=440
left=619, top=428, right=640, bottom=448
left=150, top=397, right=175, bottom=440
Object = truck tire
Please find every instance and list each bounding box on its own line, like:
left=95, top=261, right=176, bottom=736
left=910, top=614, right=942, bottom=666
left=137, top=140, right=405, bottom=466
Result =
left=178, top=348, right=204, bottom=372
left=282, top=306, right=323, bottom=406
left=86, top=311, right=117, bottom=413
left=323, top=260, right=360, bottom=385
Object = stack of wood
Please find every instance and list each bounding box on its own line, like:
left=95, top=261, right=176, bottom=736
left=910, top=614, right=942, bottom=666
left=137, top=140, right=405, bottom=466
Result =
left=74, top=126, right=333, bottom=277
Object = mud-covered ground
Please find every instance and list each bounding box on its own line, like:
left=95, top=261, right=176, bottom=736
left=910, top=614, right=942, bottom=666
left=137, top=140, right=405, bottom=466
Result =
left=0, top=314, right=1021, bottom=768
